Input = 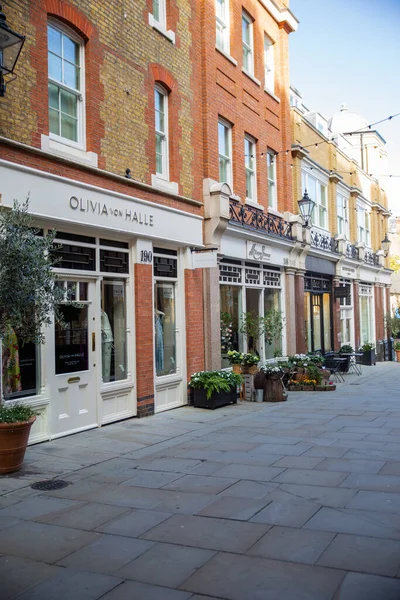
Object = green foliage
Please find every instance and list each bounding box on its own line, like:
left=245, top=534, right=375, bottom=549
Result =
left=305, top=365, right=322, bottom=385
left=0, top=200, right=64, bottom=345
left=240, top=312, right=265, bottom=342
left=385, top=313, right=400, bottom=338
left=0, top=403, right=37, bottom=424
left=260, top=362, right=282, bottom=376
left=359, top=342, right=375, bottom=351
left=242, top=352, right=259, bottom=366
left=264, top=309, right=285, bottom=346
left=189, top=370, right=243, bottom=400
left=339, top=344, right=354, bottom=354
left=227, top=350, right=243, bottom=364
left=389, top=255, right=400, bottom=273
left=394, top=342, right=400, bottom=351
left=220, top=311, right=234, bottom=353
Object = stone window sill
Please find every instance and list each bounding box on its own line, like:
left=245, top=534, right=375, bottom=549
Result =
left=216, top=46, right=237, bottom=66
left=41, top=135, right=98, bottom=168
left=151, top=174, right=179, bottom=194
left=148, top=13, right=176, bottom=44
left=242, top=68, right=261, bottom=87
left=264, top=88, right=281, bottom=103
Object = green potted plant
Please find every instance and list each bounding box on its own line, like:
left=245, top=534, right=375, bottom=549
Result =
left=189, top=370, right=242, bottom=410
left=240, top=312, right=265, bottom=354
left=241, top=352, right=259, bottom=374
left=339, top=344, right=354, bottom=372
left=394, top=341, right=400, bottom=362
left=0, top=200, right=64, bottom=474
left=260, top=362, right=284, bottom=402
left=226, top=350, right=243, bottom=373
left=264, top=309, right=285, bottom=357
left=359, top=342, right=376, bottom=366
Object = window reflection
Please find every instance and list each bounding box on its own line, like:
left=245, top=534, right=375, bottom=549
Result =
left=154, top=282, right=176, bottom=376
left=101, top=279, right=127, bottom=383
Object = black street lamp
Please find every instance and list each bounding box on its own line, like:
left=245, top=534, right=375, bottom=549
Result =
left=0, top=5, right=25, bottom=97
left=298, top=190, right=315, bottom=228
left=381, top=233, right=391, bottom=257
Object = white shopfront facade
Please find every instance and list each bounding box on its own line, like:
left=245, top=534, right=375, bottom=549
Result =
left=0, top=160, right=203, bottom=442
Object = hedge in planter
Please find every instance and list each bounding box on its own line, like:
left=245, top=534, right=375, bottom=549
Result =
left=189, top=370, right=242, bottom=410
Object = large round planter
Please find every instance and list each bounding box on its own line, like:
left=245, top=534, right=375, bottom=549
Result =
left=253, top=371, right=266, bottom=389
left=0, top=416, right=36, bottom=475
left=264, top=378, right=284, bottom=402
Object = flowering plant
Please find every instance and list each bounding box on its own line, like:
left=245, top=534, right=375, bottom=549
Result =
left=260, top=362, right=282, bottom=376
left=303, top=378, right=317, bottom=386
left=359, top=342, right=375, bottom=351
left=220, top=311, right=234, bottom=353
left=189, top=370, right=242, bottom=400
left=227, top=350, right=243, bottom=365
left=242, top=352, right=259, bottom=366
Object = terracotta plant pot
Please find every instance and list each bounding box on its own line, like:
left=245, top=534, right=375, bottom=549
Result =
left=231, top=363, right=242, bottom=374
left=0, top=416, right=36, bottom=475
left=396, top=350, right=400, bottom=363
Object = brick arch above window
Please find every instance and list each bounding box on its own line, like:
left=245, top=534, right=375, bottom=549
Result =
left=45, top=0, right=94, bottom=40
left=149, top=64, right=177, bottom=93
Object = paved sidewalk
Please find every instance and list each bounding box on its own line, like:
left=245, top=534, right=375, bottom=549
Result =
left=1, top=362, right=400, bottom=599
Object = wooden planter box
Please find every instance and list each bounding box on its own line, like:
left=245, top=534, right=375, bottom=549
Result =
left=361, top=349, right=376, bottom=366
left=314, top=385, right=325, bottom=391
left=193, top=387, right=237, bottom=410
left=264, top=378, right=285, bottom=402
left=302, top=385, right=314, bottom=391
left=325, top=384, right=336, bottom=391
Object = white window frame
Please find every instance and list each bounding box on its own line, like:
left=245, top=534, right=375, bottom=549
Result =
left=336, top=191, right=349, bottom=238
left=216, top=0, right=230, bottom=54
left=301, top=168, right=328, bottom=229
left=264, top=35, right=275, bottom=93
left=218, top=118, right=232, bottom=187
left=152, top=0, right=166, bottom=29
left=267, top=150, right=277, bottom=209
left=242, top=11, right=254, bottom=75
left=47, top=20, right=85, bottom=150
left=357, top=203, right=371, bottom=247
left=155, top=85, right=169, bottom=181
left=244, top=135, right=257, bottom=203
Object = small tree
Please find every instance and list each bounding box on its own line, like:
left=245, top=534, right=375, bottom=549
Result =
left=0, top=200, right=64, bottom=402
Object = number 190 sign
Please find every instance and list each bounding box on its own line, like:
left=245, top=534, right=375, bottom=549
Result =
left=140, top=249, right=153, bottom=264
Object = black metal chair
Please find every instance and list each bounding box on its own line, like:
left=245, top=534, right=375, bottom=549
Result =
left=324, top=352, right=345, bottom=383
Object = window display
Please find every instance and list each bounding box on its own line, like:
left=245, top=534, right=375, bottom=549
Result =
left=2, top=328, right=38, bottom=400
left=101, top=279, right=127, bottom=383
left=154, top=281, right=176, bottom=376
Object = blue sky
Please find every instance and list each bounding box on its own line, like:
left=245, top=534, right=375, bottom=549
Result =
left=289, top=0, right=400, bottom=214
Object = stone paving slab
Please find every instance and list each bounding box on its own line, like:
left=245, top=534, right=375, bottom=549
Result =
left=334, top=572, right=400, bottom=600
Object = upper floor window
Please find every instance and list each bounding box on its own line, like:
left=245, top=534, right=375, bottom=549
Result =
left=244, top=135, right=257, bottom=203
left=264, top=35, right=274, bottom=93
left=302, top=170, right=328, bottom=229
left=48, top=23, right=84, bottom=146
left=218, top=119, right=232, bottom=187
left=267, top=151, right=277, bottom=209
left=242, top=12, right=254, bottom=75
left=358, top=205, right=370, bottom=246
left=155, top=85, right=169, bottom=179
left=153, top=0, right=166, bottom=28
left=337, top=192, right=349, bottom=238
left=216, top=0, right=229, bottom=53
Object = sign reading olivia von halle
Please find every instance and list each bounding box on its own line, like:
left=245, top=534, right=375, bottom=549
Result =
left=246, top=241, right=272, bottom=262
left=69, top=196, right=154, bottom=227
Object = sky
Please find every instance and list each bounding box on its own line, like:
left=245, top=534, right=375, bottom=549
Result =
left=289, top=0, right=400, bottom=215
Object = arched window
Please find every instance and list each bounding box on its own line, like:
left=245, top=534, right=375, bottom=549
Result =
left=47, top=20, right=85, bottom=147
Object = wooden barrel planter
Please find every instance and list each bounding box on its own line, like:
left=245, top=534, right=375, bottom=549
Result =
left=263, top=377, right=285, bottom=402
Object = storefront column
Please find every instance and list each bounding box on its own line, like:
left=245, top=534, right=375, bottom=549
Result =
left=385, top=284, right=391, bottom=337
left=285, top=268, right=297, bottom=355
left=203, top=265, right=221, bottom=371
left=353, top=280, right=360, bottom=348
left=333, top=277, right=341, bottom=351
left=185, top=268, right=205, bottom=380
left=134, top=263, right=155, bottom=417
left=374, top=284, right=384, bottom=341
left=295, top=270, right=306, bottom=354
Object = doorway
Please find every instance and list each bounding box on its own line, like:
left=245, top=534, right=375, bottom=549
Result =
left=49, top=279, right=98, bottom=437
left=305, top=291, right=332, bottom=354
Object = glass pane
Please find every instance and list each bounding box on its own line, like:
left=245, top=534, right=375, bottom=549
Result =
left=48, top=26, right=62, bottom=55
left=218, top=122, right=227, bottom=155
left=48, top=82, right=59, bottom=109
left=48, top=52, right=62, bottom=81
left=55, top=304, right=88, bottom=374
left=312, top=295, right=321, bottom=352
left=156, top=133, right=163, bottom=174
left=323, top=293, right=332, bottom=352
left=49, top=107, right=60, bottom=135
left=219, top=156, right=228, bottom=183
left=245, top=288, right=261, bottom=354
left=2, top=328, right=38, bottom=399
left=216, top=0, right=225, bottom=20
left=242, top=46, right=249, bottom=71
left=242, top=16, right=250, bottom=45
left=63, top=34, right=80, bottom=65
left=60, top=88, right=78, bottom=117
left=220, top=285, right=241, bottom=367
left=307, top=176, right=317, bottom=204
left=304, top=292, right=312, bottom=353
left=102, top=279, right=127, bottom=383
left=66, top=281, right=77, bottom=301
left=319, top=206, right=326, bottom=228
left=246, top=170, right=253, bottom=199
left=264, top=288, right=281, bottom=359
left=155, top=282, right=176, bottom=377
left=79, top=282, right=88, bottom=301
left=61, top=113, right=78, bottom=142
left=64, top=61, right=80, bottom=90
left=320, top=184, right=327, bottom=207
left=153, top=0, right=160, bottom=22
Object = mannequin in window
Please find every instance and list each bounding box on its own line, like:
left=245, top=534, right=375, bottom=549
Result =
left=155, top=309, right=165, bottom=373
left=101, top=310, right=113, bottom=382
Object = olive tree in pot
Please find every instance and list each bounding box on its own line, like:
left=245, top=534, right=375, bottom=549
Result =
left=0, top=201, right=64, bottom=474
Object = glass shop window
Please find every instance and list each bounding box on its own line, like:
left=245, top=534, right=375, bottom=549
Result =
left=101, top=279, right=127, bottom=383
left=154, top=281, right=176, bottom=377
left=220, top=285, right=241, bottom=368
left=2, top=329, right=38, bottom=400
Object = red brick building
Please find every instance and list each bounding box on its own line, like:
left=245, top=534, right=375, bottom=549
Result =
left=0, top=0, right=206, bottom=441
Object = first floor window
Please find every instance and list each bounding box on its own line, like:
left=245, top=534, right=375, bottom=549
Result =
left=48, top=22, right=83, bottom=144
left=358, top=205, right=370, bottom=246
left=216, top=0, right=229, bottom=52
left=302, top=170, right=328, bottom=229
left=155, top=86, right=169, bottom=179
left=153, top=0, right=166, bottom=28
left=218, top=119, right=232, bottom=186
left=101, top=279, right=127, bottom=383
left=264, top=35, right=274, bottom=92
left=242, top=11, right=254, bottom=74
left=337, top=193, right=349, bottom=237
left=2, top=330, right=38, bottom=400
left=244, top=135, right=257, bottom=202
left=267, top=150, right=277, bottom=209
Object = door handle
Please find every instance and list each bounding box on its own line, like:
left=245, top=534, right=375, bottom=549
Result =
left=92, top=332, right=96, bottom=352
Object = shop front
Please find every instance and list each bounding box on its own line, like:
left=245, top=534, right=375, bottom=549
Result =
left=0, top=160, right=203, bottom=442
left=304, top=256, right=337, bottom=354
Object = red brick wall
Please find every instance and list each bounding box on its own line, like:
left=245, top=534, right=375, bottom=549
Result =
left=185, top=268, right=205, bottom=380
left=201, top=0, right=293, bottom=211
left=295, top=272, right=306, bottom=353
left=353, top=281, right=360, bottom=348
left=375, top=285, right=384, bottom=341
left=134, top=263, right=155, bottom=417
